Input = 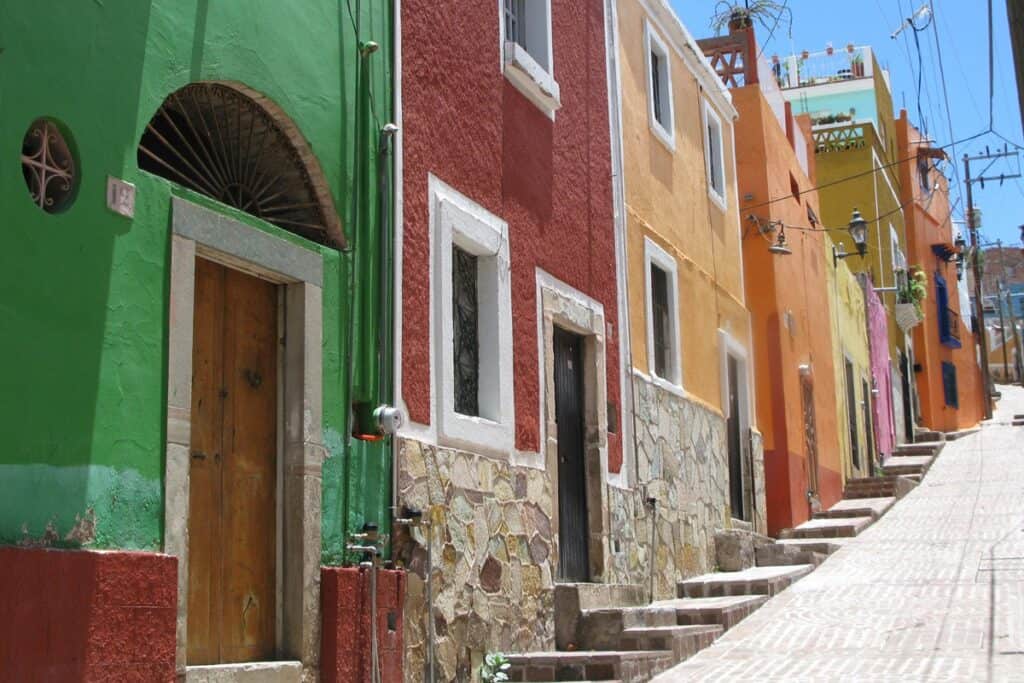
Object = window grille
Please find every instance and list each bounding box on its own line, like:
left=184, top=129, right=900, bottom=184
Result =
left=505, top=0, right=526, bottom=49
left=453, top=245, right=480, bottom=416
left=21, top=118, right=78, bottom=214
left=651, top=264, right=672, bottom=379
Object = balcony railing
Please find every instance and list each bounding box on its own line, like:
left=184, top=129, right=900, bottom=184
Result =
left=778, top=46, right=875, bottom=90
left=812, top=123, right=869, bottom=154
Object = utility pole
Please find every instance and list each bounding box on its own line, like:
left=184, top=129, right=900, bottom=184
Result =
left=997, top=282, right=1010, bottom=383
left=964, top=155, right=993, bottom=418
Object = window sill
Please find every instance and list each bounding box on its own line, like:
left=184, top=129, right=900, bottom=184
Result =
left=438, top=409, right=515, bottom=459
left=650, top=119, right=676, bottom=152
left=503, top=41, right=561, bottom=118
left=707, top=186, right=728, bottom=213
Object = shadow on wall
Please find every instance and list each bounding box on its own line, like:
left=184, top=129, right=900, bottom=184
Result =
left=0, top=1, right=158, bottom=549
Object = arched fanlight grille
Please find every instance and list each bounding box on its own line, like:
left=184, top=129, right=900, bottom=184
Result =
left=139, top=81, right=344, bottom=248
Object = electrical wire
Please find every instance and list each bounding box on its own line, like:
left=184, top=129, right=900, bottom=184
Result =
left=743, top=129, right=989, bottom=212
left=930, top=0, right=967, bottom=216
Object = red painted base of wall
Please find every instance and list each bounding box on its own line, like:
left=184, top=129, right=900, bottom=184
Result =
left=0, top=546, right=177, bottom=682
left=321, top=566, right=406, bottom=683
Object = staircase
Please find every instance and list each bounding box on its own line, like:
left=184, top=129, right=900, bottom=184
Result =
left=507, top=438, right=946, bottom=681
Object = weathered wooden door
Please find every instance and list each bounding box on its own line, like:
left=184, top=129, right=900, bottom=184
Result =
left=554, top=328, right=589, bottom=582
left=726, top=355, right=746, bottom=520
left=188, top=258, right=278, bottom=664
left=801, top=374, right=820, bottom=496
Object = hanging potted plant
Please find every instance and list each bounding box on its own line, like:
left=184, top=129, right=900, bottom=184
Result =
left=895, top=267, right=928, bottom=331
left=710, top=0, right=793, bottom=35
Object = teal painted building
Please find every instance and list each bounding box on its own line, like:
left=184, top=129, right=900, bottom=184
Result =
left=1, top=1, right=397, bottom=677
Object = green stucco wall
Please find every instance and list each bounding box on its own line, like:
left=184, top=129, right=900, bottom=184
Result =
left=0, top=0, right=393, bottom=560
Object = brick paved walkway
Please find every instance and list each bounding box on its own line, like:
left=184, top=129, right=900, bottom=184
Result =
left=655, top=385, right=1024, bottom=682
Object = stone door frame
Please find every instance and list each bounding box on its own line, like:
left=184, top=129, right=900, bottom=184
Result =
left=536, top=269, right=610, bottom=582
left=164, top=197, right=325, bottom=674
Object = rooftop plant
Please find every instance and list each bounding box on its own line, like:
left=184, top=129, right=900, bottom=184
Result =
left=710, top=0, right=792, bottom=35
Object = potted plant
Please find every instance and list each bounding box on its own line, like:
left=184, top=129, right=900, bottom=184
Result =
left=710, top=0, right=793, bottom=35
left=826, top=42, right=834, bottom=56
left=895, top=267, right=928, bottom=331
left=847, top=42, right=856, bottom=54
left=850, top=52, right=865, bottom=78
left=480, top=653, right=511, bottom=683
left=801, top=49, right=810, bottom=60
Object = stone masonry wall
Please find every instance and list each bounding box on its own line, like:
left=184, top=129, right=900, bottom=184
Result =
left=607, top=376, right=766, bottom=600
left=394, top=438, right=556, bottom=682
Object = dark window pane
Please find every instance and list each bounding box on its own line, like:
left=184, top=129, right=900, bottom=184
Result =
left=651, top=51, right=663, bottom=124
left=505, top=0, right=526, bottom=49
left=942, top=362, right=959, bottom=408
left=651, top=264, right=672, bottom=379
left=453, top=246, right=479, bottom=416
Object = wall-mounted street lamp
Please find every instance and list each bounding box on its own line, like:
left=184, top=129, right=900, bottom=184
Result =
left=833, top=208, right=869, bottom=266
left=768, top=224, right=793, bottom=255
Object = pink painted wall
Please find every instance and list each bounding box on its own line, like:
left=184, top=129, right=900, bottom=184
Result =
left=400, top=1, right=622, bottom=469
left=864, top=278, right=896, bottom=459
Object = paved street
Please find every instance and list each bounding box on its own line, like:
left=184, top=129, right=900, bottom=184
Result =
left=656, top=386, right=1024, bottom=682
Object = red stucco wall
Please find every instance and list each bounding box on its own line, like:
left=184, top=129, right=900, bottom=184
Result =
left=321, top=566, right=406, bottom=683
left=400, top=0, right=622, bottom=469
left=0, top=547, right=177, bottom=681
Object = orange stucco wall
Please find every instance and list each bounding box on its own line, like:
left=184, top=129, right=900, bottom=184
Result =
left=732, top=87, right=843, bottom=535
left=618, top=0, right=750, bottom=416
left=896, top=112, right=985, bottom=431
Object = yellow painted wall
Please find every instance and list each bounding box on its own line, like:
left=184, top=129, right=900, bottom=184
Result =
left=814, top=125, right=908, bottom=361
left=618, top=0, right=749, bottom=414
left=825, top=233, right=873, bottom=481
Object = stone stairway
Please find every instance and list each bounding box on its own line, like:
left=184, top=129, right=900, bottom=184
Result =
left=508, top=440, right=946, bottom=681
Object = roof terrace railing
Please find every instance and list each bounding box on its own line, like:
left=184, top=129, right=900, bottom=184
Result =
left=779, top=46, right=874, bottom=90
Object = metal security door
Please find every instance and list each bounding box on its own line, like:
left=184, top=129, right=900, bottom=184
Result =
left=801, top=374, right=820, bottom=496
left=726, top=356, right=745, bottom=520
left=554, top=328, right=589, bottom=582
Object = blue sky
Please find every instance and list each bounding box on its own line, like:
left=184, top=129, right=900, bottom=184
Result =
left=671, top=0, right=1024, bottom=247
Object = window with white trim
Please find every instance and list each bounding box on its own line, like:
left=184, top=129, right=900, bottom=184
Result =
left=431, top=176, right=514, bottom=454
left=502, top=0, right=560, bottom=115
left=704, top=101, right=727, bottom=205
left=644, top=238, right=681, bottom=387
left=890, top=224, right=906, bottom=273
left=644, top=21, right=674, bottom=148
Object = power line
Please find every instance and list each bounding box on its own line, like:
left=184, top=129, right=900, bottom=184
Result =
left=989, top=0, right=996, bottom=130
left=744, top=129, right=990, bottom=212
left=930, top=1, right=967, bottom=217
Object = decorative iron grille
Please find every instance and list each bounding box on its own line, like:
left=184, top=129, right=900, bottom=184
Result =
left=453, top=245, right=480, bottom=417
left=138, top=82, right=343, bottom=247
left=21, top=118, right=78, bottom=213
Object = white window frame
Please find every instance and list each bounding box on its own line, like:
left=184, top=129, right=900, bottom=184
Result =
left=644, top=19, right=675, bottom=150
left=702, top=99, right=728, bottom=210
left=430, top=175, right=515, bottom=456
left=644, top=237, right=682, bottom=391
left=500, top=0, right=561, bottom=117
left=889, top=223, right=906, bottom=274
left=718, top=329, right=752, bottom=431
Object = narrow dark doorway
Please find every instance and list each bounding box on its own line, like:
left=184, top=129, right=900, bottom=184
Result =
left=845, top=359, right=860, bottom=471
left=726, top=355, right=746, bottom=520
left=554, top=327, right=589, bottom=582
left=862, top=377, right=875, bottom=468
left=899, top=352, right=914, bottom=442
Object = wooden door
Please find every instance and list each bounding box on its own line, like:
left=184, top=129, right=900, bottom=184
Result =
left=554, top=328, right=589, bottom=582
left=188, top=258, right=278, bottom=664
left=801, top=374, right=820, bottom=497
left=726, top=355, right=746, bottom=520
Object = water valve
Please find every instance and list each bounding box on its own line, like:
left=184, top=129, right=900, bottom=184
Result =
left=374, top=404, right=404, bottom=435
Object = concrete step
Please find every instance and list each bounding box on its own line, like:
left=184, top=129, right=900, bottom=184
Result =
left=652, top=594, right=769, bottom=631
left=506, top=650, right=673, bottom=683
left=574, top=606, right=678, bottom=650
left=677, top=564, right=814, bottom=599
left=755, top=542, right=827, bottom=568
left=813, top=497, right=895, bottom=521
left=844, top=475, right=917, bottom=500
left=775, top=537, right=847, bottom=555
left=894, top=442, right=943, bottom=456
left=780, top=516, right=873, bottom=539
left=619, top=624, right=722, bottom=662
left=555, top=584, right=646, bottom=651
left=881, top=455, right=933, bottom=477
left=945, top=427, right=980, bottom=441
left=912, top=429, right=945, bottom=443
